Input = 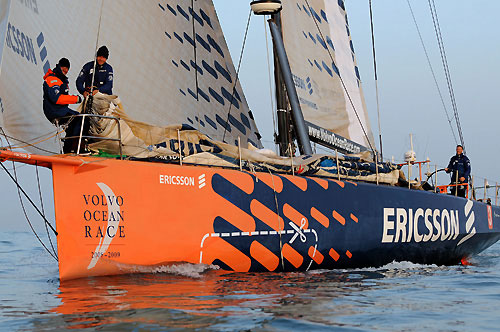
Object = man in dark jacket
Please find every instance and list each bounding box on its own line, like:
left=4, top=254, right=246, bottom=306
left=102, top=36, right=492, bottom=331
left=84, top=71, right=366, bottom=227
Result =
left=42, top=58, right=84, bottom=154
left=445, top=145, right=471, bottom=197
left=76, top=46, right=113, bottom=97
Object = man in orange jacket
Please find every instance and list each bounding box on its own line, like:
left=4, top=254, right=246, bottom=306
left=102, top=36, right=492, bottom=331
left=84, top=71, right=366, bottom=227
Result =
left=42, top=58, right=85, bottom=154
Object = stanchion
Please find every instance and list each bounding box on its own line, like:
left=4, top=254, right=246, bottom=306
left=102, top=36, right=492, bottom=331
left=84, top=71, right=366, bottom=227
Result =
left=238, top=137, right=242, bottom=171
left=336, top=150, right=341, bottom=181
left=177, top=129, right=182, bottom=166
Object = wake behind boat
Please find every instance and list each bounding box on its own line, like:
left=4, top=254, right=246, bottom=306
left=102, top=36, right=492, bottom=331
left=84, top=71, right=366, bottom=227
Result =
left=0, top=0, right=499, bottom=280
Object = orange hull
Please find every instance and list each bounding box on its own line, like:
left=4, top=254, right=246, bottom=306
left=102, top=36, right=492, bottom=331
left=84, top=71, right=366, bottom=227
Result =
left=3, top=149, right=280, bottom=280
left=3, top=150, right=317, bottom=280
left=2, top=149, right=500, bottom=281
left=51, top=157, right=279, bottom=280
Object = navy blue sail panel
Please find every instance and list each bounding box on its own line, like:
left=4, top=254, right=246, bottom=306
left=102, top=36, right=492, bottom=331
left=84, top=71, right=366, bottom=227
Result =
left=159, top=1, right=262, bottom=148
left=281, top=0, right=375, bottom=150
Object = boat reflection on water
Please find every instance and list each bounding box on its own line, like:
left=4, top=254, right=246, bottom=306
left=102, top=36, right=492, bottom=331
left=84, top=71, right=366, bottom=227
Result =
left=51, top=263, right=391, bottom=330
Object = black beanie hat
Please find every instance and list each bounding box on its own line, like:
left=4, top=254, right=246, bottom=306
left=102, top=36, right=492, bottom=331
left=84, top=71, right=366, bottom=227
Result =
left=96, top=46, right=109, bottom=59
left=58, top=57, right=70, bottom=69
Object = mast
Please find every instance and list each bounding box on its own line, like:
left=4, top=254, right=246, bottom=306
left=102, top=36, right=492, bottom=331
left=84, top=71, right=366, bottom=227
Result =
left=271, top=13, right=291, bottom=156
left=268, top=17, right=312, bottom=156
left=251, top=0, right=312, bottom=156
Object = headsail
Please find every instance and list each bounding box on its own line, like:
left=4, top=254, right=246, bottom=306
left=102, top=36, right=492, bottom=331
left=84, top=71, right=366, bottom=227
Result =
left=0, top=0, right=9, bottom=66
left=280, top=0, right=375, bottom=152
left=0, top=0, right=11, bottom=128
left=0, top=0, right=262, bottom=154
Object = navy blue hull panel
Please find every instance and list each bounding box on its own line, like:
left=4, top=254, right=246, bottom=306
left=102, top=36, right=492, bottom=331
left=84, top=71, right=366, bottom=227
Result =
left=211, top=171, right=500, bottom=271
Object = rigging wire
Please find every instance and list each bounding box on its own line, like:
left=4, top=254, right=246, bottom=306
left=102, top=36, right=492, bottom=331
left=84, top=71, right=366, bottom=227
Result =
left=428, top=0, right=465, bottom=149
left=0, top=128, right=58, bottom=262
left=0, top=131, right=60, bottom=155
left=406, top=0, right=458, bottom=145
left=88, top=0, right=105, bottom=100
left=222, top=9, right=252, bottom=143
left=303, top=0, right=376, bottom=154
left=264, top=16, right=278, bottom=153
left=35, top=161, right=58, bottom=259
left=0, top=162, right=58, bottom=261
left=13, top=129, right=66, bottom=150
left=263, top=15, right=277, bottom=146
left=368, top=0, right=384, bottom=160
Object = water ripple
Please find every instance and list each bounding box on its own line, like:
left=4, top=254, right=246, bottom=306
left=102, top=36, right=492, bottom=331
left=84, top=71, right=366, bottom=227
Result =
left=0, top=232, right=499, bottom=331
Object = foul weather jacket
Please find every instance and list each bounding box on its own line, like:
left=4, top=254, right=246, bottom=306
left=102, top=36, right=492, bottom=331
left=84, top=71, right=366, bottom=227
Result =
left=42, top=66, right=80, bottom=122
left=76, top=61, right=113, bottom=95
left=446, top=154, right=471, bottom=183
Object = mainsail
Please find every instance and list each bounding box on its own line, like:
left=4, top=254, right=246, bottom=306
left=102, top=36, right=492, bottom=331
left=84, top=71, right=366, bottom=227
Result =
left=281, top=0, right=375, bottom=151
left=0, top=0, right=262, bottom=154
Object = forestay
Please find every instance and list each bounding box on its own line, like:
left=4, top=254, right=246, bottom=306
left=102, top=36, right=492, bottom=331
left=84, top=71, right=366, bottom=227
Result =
left=0, top=0, right=261, bottom=154
left=281, top=0, right=374, bottom=149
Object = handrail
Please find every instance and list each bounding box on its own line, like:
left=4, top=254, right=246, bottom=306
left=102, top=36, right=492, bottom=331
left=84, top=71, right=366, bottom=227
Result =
left=436, top=183, right=470, bottom=199
left=397, top=159, right=430, bottom=183
left=56, top=114, right=123, bottom=160
left=399, top=161, right=499, bottom=204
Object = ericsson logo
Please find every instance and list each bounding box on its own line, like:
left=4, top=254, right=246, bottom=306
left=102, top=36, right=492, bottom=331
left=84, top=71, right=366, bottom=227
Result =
left=306, top=77, right=313, bottom=95
left=5, top=22, right=38, bottom=65
left=198, top=174, right=206, bottom=189
left=158, top=173, right=206, bottom=189
left=457, top=200, right=476, bottom=247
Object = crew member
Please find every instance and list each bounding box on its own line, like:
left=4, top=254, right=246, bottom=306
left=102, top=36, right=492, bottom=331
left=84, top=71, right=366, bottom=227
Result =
left=42, top=58, right=85, bottom=154
left=76, top=46, right=113, bottom=97
left=445, top=145, right=471, bottom=197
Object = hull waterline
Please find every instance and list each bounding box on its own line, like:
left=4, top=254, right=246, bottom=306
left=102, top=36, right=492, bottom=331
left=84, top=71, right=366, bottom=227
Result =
left=1, top=150, right=499, bottom=281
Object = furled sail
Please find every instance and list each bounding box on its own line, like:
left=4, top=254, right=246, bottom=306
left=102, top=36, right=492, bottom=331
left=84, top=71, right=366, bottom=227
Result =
left=281, top=0, right=375, bottom=151
left=0, top=0, right=262, bottom=154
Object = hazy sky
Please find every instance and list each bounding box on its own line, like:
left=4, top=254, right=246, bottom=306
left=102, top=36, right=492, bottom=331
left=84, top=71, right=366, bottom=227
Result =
left=214, top=0, right=500, bottom=181
left=1, top=0, right=500, bottom=231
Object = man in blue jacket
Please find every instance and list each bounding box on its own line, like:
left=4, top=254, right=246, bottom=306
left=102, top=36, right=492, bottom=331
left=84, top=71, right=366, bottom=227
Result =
left=76, top=46, right=113, bottom=97
left=445, top=145, right=471, bottom=197
left=42, top=58, right=85, bottom=154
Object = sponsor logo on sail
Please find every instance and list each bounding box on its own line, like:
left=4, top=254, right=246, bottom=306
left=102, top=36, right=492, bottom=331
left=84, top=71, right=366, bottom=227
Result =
left=307, top=122, right=363, bottom=154
left=19, top=0, right=39, bottom=14
left=5, top=23, right=38, bottom=65
left=293, top=73, right=306, bottom=91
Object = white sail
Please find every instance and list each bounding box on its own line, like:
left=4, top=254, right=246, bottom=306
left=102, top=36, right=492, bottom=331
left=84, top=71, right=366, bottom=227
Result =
left=0, top=0, right=262, bottom=154
left=281, top=0, right=374, bottom=149
left=0, top=0, right=11, bottom=128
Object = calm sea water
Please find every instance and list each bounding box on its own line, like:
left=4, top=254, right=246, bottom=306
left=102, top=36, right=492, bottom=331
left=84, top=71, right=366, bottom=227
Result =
left=1, top=231, right=499, bottom=331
